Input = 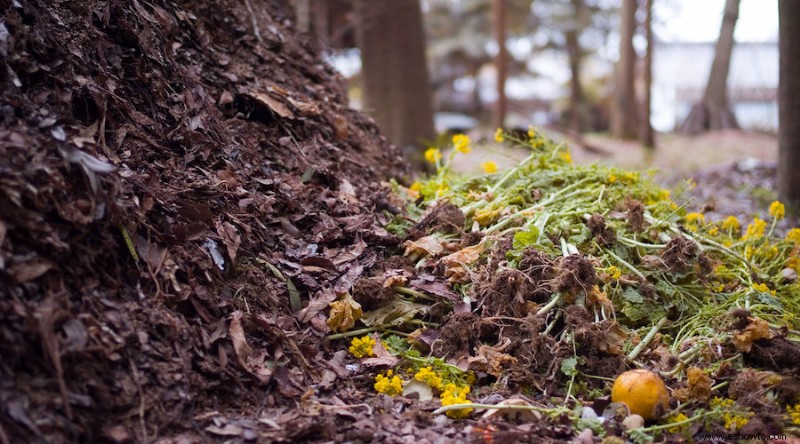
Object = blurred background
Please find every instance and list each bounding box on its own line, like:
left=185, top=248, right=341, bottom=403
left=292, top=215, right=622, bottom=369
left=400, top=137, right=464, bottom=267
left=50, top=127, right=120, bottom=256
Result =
left=289, top=0, right=780, bottom=181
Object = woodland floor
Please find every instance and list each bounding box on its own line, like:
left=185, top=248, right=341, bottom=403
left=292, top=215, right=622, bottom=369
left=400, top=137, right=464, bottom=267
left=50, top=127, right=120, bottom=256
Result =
left=1, top=1, right=799, bottom=444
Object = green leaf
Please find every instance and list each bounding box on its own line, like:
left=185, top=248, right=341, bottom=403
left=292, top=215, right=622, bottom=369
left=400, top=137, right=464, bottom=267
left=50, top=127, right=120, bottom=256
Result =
left=622, top=286, right=644, bottom=304
left=560, top=357, right=578, bottom=377
left=513, top=226, right=540, bottom=250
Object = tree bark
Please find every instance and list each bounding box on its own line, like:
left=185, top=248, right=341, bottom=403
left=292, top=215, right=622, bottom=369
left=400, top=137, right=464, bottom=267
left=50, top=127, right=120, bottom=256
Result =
left=610, top=0, right=639, bottom=139
left=355, top=0, right=436, bottom=166
left=565, top=0, right=584, bottom=133
left=640, top=0, right=655, bottom=149
left=493, top=0, right=508, bottom=129
left=680, top=0, right=740, bottom=134
left=778, top=0, right=800, bottom=206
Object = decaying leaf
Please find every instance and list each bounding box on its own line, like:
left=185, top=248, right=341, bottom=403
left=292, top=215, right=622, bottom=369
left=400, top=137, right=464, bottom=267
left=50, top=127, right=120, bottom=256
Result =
left=481, top=398, right=543, bottom=422
left=229, top=311, right=274, bottom=384
left=733, top=316, right=774, bottom=352
left=403, top=379, right=433, bottom=401
left=403, top=234, right=446, bottom=259
left=327, top=293, right=363, bottom=332
left=468, top=342, right=518, bottom=378
left=382, top=269, right=411, bottom=288
left=248, top=91, right=295, bottom=119
left=361, top=299, right=428, bottom=327
left=440, top=242, right=484, bottom=283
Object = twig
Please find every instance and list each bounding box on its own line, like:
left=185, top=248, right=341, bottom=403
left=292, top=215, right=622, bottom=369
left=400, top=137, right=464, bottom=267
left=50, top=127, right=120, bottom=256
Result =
left=243, top=0, right=263, bottom=42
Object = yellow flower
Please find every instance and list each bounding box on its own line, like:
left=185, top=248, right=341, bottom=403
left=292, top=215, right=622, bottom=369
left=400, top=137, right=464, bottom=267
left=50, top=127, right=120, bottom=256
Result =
left=494, top=128, right=504, bottom=143
left=788, top=257, right=800, bottom=272
left=349, top=335, right=376, bottom=358
left=742, top=218, right=767, bottom=240
left=770, top=201, right=785, bottom=220
left=708, top=226, right=719, bottom=236
left=559, top=151, right=573, bottom=164
left=687, top=178, right=697, bottom=190
left=666, top=413, right=689, bottom=433
left=787, top=403, right=800, bottom=426
left=723, top=412, right=749, bottom=431
left=440, top=383, right=472, bottom=419
left=409, top=182, right=422, bottom=192
left=659, top=189, right=671, bottom=201
left=528, top=126, right=536, bottom=139
left=607, top=266, right=622, bottom=281
left=685, top=212, right=705, bottom=225
left=786, top=228, right=800, bottom=244
left=424, top=147, right=442, bottom=164
left=374, top=370, right=403, bottom=396
left=414, top=366, right=443, bottom=390
left=752, top=283, right=775, bottom=296
left=721, top=216, right=740, bottom=233
left=452, top=134, right=471, bottom=154
left=481, top=161, right=498, bottom=174
left=607, top=173, right=617, bottom=184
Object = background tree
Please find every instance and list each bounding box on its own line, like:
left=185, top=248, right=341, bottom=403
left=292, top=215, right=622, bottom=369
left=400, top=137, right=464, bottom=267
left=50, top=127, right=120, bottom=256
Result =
left=680, top=0, right=740, bottom=134
left=610, top=0, right=639, bottom=139
left=778, top=0, right=800, bottom=205
left=531, top=0, right=615, bottom=133
left=640, top=0, right=655, bottom=149
left=355, top=0, right=435, bottom=165
left=493, top=0, right=508, bottom=128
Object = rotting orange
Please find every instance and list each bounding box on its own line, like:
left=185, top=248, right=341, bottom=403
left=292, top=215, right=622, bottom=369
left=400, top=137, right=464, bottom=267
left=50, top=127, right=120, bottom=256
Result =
left=611, top=369, right=669, bottom=421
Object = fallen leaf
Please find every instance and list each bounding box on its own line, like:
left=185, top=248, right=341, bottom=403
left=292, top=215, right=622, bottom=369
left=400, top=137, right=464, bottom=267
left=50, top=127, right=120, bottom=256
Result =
left=403, top=234, right=446, bottom=258
left=733, top=316, right=774, bottom=352
left=8, top=260, right=52, bottom=283
left=327, top=293, right=362, bottom=332
left=249, top=91, right=294, bottom=119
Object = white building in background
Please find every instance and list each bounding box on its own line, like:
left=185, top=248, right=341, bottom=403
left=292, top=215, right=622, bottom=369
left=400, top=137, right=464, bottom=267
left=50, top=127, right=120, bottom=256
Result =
left=652, top=41, right=778, bottom=132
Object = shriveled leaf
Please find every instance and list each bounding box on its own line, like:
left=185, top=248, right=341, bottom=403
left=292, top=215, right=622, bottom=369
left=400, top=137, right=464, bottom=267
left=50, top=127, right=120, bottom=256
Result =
left=733, top=316, right=774, bottom=352
left=440, top=242, right=484, bottom=283
left=361, top=299, right=428, bottom=327
left=326, top=293, right=362, bottom=332
left=403, top=234, right=446, bottom=258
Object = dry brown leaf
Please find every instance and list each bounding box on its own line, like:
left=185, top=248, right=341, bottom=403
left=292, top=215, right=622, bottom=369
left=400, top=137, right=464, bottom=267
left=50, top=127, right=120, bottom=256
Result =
left=733, top=316, right=774, bottom=352
left=440, top=242, right=484, bottom=283
left=229, top=311, right=274, bottom=384
left=403, top=234, right=446, bottom=258
left=250, top=92, right=294, bottom=119
left=8, top=260, right=53, bottom=283
left=326, top=293, right=362, bottom=332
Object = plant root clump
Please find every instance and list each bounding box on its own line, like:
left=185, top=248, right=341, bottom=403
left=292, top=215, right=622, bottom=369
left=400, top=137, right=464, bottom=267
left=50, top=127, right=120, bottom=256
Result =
left=352, top=277, right=396, bottom=311
left=623, top=197, right=647, bottom=233
left=409, top=201, right=465, bottom=238
left=587, top=214, right=616, bottom=247
left=554, top=254, right=597, bottom=294
left=659, top=236, right=698, bottom=272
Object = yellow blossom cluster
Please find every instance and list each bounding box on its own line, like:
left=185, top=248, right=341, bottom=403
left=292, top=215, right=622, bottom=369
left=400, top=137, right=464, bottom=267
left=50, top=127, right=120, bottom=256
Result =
left=606, top=266, right=622, bottom=281
left=559, top=150, right=572, bottom=164
left=441, top=383, right=473, bottom=419
left=665, top=413, right=689, bottom=433
left=425, top=147, right=442, bottom=164
left=374, top=370, right=403, bottom=396
left=453, top=134, right=471, bottom=154
left=787, top=228, right=800, bottom=245
left=742, top=217, right=767, bottom=240
left=752, top=283, right=776, bottom=296
left=787, top=403, right=800, bottom=425
left=769, top=201, right=785, bottom=220
left=481, top=161, right=498, bottom=174
left=414, top=366, right=443, bottom=390
left=494, top=128, right=504, bottom=143
left=349, top=335, right=376, bottom=358
left=720, top=216, right=740, bottom=233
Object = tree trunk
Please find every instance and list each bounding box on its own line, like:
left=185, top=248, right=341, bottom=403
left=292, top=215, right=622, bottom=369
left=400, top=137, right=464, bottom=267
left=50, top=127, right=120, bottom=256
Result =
left=355, top=0, right=436, bottom=167
left=640, top=0, right=655, bottom=149
left=610, top=0, right=639, bottom=139
left=680, top=0, right=740, bottom=134
left=565, top=0, right=584, bottom=133
left=493, top=0, right=508, bottom=129
left=778, top=0, right=800, bottom=206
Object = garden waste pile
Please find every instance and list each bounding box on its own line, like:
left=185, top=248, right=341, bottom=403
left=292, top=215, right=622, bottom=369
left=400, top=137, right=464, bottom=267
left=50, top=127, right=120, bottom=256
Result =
left=332, top=130, right=800, bottom=442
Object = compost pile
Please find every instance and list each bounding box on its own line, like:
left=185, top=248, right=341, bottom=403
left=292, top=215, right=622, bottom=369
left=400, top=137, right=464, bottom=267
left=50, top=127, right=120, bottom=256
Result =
left=335, top=132, right=800, bottom=442
left=0, top=0, right=407, bottom=442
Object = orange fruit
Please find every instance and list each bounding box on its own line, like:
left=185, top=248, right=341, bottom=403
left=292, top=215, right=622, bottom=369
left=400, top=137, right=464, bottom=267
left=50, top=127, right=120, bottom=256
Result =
left=611, top=369, right=669, bottom=421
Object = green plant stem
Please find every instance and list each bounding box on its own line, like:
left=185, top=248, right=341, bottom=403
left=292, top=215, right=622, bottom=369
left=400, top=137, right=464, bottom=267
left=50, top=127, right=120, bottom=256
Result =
left=393, top=286, right=438, bottom=302
left=627, top=317, right=668, bottom=361
left=605, top=248, right=647, bottom=280
left=537, top=294, right=561, bottom=316
left=327, top=327, right=381, bottom=340
left=432, top=403, right=568, bottom=416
